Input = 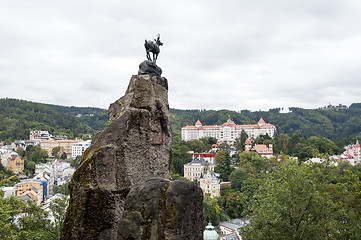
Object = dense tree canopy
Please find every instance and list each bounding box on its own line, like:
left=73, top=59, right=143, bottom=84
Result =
left=242, top=159, right=361, bottom=240
left=203, top=195, right=228, bottom=228
left=214, top=150, right=234, bottom=181
left=0, top=195, right=68, bottom=240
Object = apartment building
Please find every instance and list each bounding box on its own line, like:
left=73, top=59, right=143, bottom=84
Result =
left=15, top=179, right=48, bottom=205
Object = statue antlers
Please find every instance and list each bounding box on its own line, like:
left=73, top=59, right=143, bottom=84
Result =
left=144, top=34, right=163, bottom=64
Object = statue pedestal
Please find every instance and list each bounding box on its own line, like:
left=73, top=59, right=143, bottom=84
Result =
left=138, top=60, right=162, bottom=76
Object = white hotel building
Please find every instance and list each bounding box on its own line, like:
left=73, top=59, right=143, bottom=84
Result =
left=181, top=117, right=276, bottom=144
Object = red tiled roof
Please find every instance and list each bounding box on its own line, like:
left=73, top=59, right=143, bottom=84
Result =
left=27, top=192, right=36, bottom=199
left=182, top=126, right=198, bottom=129
left=182, top=118, right=275, bottom=130
left=222, top=120, right=237, bottom=127
left=202, top=125, right=219, bottom=128
left=253, top=144, right=273, bottom=154
left=258, top=118, right=266, bottom=124
left=52, top=160, right=62, bottom=166
left=221, top=182, right=231, bottom=185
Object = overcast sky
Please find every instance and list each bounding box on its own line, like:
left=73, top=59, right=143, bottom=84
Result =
left=1, top=0, right=361, bottom=111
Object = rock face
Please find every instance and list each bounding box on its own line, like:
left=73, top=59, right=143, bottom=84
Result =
left=119, top=178, right=203, bottom=240
left=61, top=74, right=203, bottom=240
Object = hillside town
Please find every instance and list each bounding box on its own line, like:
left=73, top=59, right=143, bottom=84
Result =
left=0, top=130, right=91, bottom=212
left=1, top=116, right=361, bottom=239
left=179, top=118, right=361, bottom=239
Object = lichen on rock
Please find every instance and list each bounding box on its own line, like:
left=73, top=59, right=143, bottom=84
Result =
left=118, top=178, right=203, bottom=240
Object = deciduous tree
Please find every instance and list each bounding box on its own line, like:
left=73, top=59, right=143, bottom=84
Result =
left=225, top=191, right=246, bottom=218
left=241, top=159, right=361, bottom=240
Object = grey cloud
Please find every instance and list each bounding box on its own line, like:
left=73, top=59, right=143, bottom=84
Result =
left=1, top=0, right=361, bottom=111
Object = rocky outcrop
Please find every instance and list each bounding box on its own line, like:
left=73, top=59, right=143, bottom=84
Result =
left=60, top=74, right=203, bottom=240
left=119, top=178, right=203, bottom=240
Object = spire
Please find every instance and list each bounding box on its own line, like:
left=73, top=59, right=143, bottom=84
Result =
left=221, top=116, right=236, bottom=127
left=195, top=119, right=202, bottom=127
left=258, top=117, right=266, bottom=126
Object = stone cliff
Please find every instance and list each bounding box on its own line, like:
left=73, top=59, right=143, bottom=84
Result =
left=61, top=75, right=203, bottom=240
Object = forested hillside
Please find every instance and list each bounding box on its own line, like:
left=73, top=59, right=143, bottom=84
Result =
left=1, top=98, right=361, bottom=146
left=170, top=104, right=361, bottom=144
left=0, top=99, right=102, bottom=142
left=44, top=103, right=107, bottom=131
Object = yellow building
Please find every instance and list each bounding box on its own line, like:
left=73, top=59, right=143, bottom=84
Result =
left=15, top=180, right=42, bottom=196
left=40, top=139, right=83, bottom=158
left=6, top=154, right=24, bottom=174
left=15, top=179, right=45, bottom=205
left=200, top=171, right=221, bottom=198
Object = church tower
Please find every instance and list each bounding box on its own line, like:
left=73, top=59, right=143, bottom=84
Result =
left=245, top=138, right=252, bottom=152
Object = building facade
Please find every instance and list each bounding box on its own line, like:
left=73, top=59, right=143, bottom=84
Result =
left=182, top=117, right=276, bottom=144
left=15, top=179, right=48, bottom=205
left=52, top=160, right=75, bottom=186
left=71, top=140, right=91, bottom=159
left=30, top=130, right=52, bottom=141
left=184, top=160, right=215, bottom=182
left=6, top=154, right=24, bottom=174
left=190, top=153, right=216, bottom=165
left=11, top=140, right=40, bottom=151
left=40, top=139, right=83, bottom=159
left=0, top=145, right=13, bottom=154
left=200, top=171, right=221, bottom=198
left=34, top=163, right=54, bottom=195
left=1, top=186, right=15, bottom=198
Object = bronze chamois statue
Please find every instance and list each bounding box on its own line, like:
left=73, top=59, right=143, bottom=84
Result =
left=144, top=34, right=163, bottom=64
